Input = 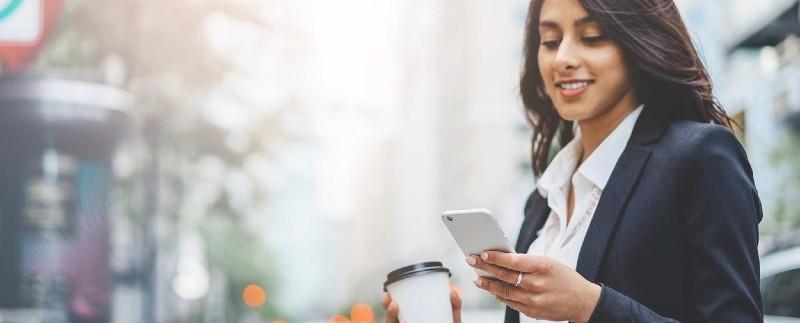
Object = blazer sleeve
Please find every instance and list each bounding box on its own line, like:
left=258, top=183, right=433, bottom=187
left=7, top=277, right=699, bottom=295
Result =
left=588, top=126, right=763, bottom=323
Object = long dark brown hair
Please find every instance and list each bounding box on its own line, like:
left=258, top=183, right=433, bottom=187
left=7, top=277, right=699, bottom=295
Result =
left=521, top=0, right=735, bottom=177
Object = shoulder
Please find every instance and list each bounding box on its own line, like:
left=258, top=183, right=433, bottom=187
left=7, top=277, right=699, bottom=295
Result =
left=661, top=120, right=736, bottom=146
left=658, top=120, right=743, bottom=155
left=658, top=120, right=752, bottom=178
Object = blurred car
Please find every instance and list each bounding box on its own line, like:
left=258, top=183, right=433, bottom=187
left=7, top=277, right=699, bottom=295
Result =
left=761, top=242, right=800, bottom=323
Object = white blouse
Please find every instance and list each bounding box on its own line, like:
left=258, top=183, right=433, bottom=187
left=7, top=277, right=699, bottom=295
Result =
left=520, top=104, right=643, bottom=323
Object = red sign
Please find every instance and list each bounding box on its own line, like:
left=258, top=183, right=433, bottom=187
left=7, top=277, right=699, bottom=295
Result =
left=0, top=0, right=62, bottom=74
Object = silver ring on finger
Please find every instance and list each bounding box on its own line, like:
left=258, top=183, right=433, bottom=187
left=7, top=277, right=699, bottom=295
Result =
left=514, top=272, right=524, bottom=287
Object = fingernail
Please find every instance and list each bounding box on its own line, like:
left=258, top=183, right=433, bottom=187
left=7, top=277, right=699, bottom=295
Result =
left=466, top=256, right=476, bottom=266
left=473, top=277, right=482, bottom=287
left=481, top=252, right=488, bottom=261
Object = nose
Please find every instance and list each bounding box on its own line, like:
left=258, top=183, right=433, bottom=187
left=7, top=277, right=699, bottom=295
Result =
left=554, top=38, right=581, bottom=73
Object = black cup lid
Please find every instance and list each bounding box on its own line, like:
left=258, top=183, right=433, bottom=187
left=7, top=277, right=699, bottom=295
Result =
left=383, top=261, right=451, bottom=291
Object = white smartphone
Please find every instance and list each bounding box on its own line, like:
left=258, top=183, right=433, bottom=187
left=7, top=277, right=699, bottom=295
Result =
left=442, top=208, right=515, bottom=280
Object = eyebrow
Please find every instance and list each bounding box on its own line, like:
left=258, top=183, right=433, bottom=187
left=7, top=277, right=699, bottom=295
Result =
left=539, top=16, right=596, bottom=29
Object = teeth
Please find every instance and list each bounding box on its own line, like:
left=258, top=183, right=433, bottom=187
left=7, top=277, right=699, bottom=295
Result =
left=559, top=82, right=590, bottom=90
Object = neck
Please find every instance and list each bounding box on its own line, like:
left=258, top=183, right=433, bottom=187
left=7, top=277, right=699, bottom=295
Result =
left=577, top=95, right=640, bottom=162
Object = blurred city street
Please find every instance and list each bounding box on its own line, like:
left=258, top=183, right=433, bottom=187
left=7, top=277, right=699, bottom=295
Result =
left=0, top=0, right=798, bottom=322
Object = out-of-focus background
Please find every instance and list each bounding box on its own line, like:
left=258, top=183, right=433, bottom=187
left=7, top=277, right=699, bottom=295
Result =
left=0, top=0, right=797, bottom=322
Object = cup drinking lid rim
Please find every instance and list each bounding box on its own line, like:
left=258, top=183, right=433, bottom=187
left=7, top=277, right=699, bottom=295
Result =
left=383, top=261, right=451, bottom=291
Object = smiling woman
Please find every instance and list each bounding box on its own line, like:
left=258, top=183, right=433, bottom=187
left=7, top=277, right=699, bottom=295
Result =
left=382, top=0, right=763, bottom=322
left=490, top=0, right=762, bottom=322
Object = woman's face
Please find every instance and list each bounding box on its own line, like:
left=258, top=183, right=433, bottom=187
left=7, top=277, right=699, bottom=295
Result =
left=537, top=0, right=637, bottom=123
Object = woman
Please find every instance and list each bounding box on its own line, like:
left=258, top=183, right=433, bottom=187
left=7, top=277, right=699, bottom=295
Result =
left=383, top=0, right=763, bottom=322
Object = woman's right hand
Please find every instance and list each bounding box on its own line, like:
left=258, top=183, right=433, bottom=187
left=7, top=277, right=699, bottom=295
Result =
left=382, top=285, right=462, bottom=323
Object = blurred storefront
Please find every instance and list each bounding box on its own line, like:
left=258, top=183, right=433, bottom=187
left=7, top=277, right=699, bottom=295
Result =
left=0, top=78, right=129, bottom=322
left=0, top=1, right=134, bottom=322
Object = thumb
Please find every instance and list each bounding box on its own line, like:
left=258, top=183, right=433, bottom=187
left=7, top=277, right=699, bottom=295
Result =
left=449, top=285, right=462, bottom=309
left=450, top=285, right=462, bottom=323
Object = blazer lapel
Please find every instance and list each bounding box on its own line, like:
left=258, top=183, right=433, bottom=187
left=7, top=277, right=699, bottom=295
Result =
left=575, top=145, right=650, bottom=281
left=575, top=105, right=667, bottom=281
left=515, top=192, right=550, bottom=253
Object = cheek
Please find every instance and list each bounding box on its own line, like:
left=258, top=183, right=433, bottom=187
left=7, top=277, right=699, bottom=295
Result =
left=589, top=48, right=631, bottom=88
left=538, top=54, right=554, bottom=92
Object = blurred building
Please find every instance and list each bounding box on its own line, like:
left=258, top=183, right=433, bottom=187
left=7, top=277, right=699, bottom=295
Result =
left=671, top=0, right=799, bottom=234
left=256, top=0, right=532, bottom=319
left=713, top=0, right=799, bottom=227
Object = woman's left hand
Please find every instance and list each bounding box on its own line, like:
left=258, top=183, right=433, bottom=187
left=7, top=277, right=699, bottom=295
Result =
left=467, top=251, right=602, bottom=323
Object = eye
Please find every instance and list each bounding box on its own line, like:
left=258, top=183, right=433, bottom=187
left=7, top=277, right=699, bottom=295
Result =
left=541, top=40, right=560, bottom=49
left=582, top=35, right=606, bottom=45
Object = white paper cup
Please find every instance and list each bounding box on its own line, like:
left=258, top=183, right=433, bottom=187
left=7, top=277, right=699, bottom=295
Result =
left=383, top=262, right=453, bottom=323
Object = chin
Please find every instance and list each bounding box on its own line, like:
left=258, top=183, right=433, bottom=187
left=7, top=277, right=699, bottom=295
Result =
left=554, top=103, right=597, bottom=122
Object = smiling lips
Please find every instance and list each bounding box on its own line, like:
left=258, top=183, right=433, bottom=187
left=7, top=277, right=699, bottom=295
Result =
left=557, top=80, right=594, bottom=97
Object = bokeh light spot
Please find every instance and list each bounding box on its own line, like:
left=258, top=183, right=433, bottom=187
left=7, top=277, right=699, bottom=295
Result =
left=329, top=314, right=350, bottom=323
left=350, top=304, right=374, bottom=322
left=242, top=284, right=267, bottom=308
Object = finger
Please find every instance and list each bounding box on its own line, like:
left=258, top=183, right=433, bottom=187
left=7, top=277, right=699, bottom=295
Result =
left=451, top=290, right=462, bottom=323
left=494, top=294, right=535, bottom=319
left=473, top=276, right=529, bottom=304
left=449, top=285, right=462, bottom=310
left=382, top=294, right=397, bottom=323
left=468, top=255, right=520, bottom=285
left=385, top=301, right=399, bottom=322
left=481, top=251, right=552, bottom=275
left=448, top=285, right=462, bottom=323
left=382, top=293, right=391, bottom=309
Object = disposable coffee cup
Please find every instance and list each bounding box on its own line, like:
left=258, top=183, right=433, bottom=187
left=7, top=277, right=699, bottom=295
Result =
left=383, top=261, right=453, bottom=323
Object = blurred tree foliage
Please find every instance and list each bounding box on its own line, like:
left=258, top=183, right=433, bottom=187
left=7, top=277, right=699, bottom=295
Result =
left=30, top=0, right=294, bottom=321
left=765, top=128, right=800, bottom=238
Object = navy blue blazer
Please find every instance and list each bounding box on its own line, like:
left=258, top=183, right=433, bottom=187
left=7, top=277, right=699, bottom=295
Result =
left=505, top=106, right=763, bottom=323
